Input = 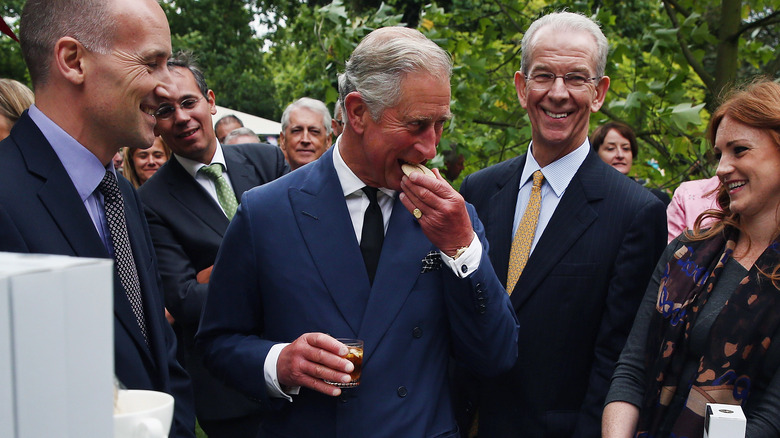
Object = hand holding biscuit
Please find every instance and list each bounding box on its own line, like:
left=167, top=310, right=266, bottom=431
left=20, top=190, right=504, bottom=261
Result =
left=399, top=162, right=473, bottom=257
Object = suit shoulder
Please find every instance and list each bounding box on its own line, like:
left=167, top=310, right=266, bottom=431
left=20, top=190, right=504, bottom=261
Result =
left=462, top=155, right=524, bottom=192
left=230, top=142, right=284, bottom=160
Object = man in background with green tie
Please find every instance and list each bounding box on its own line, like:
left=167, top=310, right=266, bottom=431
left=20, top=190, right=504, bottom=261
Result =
left=138, top=51, right=289, bottom=438
left=456, top=11, right=667, bottom=438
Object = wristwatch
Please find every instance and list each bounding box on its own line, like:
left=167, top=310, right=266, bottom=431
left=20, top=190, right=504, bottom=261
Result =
left=452, top=246, right=468, bottom=260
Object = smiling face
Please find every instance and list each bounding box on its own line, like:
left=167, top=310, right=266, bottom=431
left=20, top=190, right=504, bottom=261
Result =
left=83, top=0, right=173, bottom=154
left=154, top=67, right=218, bottom=164
left=715, top=115, right=780, bottom=223
left=597, top=128, right=634, bottom=175
left=516, top=27, right=609, bottom=167
left=133, top=137, right=168, bottom=184
left=279, top=107, right=332, bottom=170
left=341, top=73, right=452, bottom=190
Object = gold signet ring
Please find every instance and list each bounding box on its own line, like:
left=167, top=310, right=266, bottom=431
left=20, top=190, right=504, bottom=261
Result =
left=413, top=208, right=422, bottom=219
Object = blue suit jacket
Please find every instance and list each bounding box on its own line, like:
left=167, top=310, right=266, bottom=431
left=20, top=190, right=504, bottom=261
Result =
left=0, top=112, right=195, bottom=438
left=139, top=144, right=288, bottom=422
left=458, top=151, right=667, bottom=438
left=197, top=147, right=519, bottom=438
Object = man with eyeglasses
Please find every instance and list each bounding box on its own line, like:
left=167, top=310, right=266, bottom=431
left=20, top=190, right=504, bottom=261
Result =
left=455, top=12, right=667, bottom=438
left=138, top=51, right=288, bottom=438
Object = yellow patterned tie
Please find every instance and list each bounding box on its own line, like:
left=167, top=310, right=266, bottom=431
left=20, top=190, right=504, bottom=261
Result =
left=506, top=170, right=544, bottom=295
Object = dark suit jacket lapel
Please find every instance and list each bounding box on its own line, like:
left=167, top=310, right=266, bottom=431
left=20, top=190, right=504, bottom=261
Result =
left=165, top=156, right=229, bottom=236
left=289, top=149, right=369, bottom=336
left=18, top=115, right=155, bottom=362
left=17, top=115, right=107, bottom=258
left=483, top=156, right=525, bottom=288
left=509, top=152, right=603, bottom=310
left=358, top=197, right=431, bottom=365
left=224, top=146, right=259, bottom=197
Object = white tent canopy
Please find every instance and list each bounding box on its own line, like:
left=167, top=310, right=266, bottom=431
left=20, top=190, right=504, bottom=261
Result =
left=214, top=105, right=281, bottom=136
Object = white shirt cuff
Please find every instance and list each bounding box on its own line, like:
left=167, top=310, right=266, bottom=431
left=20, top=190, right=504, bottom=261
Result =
left=440, top=232, right=481, bottom=278
left=264, top=343, right=299, bottom=401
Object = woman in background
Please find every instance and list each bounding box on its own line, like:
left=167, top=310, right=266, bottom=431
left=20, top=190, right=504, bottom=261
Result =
left=0, top=78, right=34, bottom=140
left=591, top=121, right=671, bottom=206
left=603, top=79, right=780, bottom=437
left=122, top=136, right=170, bottom=188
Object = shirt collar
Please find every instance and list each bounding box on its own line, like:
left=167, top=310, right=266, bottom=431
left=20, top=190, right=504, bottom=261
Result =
left=520, top=139, right=590, bottom=197
left=174, top=140, right=227, bottom=178
left=28, top=104, right=110, bottom=202
left=332, top=137, right=396, bottom=199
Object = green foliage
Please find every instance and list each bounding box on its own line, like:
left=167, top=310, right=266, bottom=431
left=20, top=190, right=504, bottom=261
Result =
left=161, top=0, right=277, bottom=119
left=1, top=0, right=776, bottom=191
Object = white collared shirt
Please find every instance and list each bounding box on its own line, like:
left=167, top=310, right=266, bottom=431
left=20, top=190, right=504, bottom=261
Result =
left=513, top=140, right=590, bottom=255
left=174, top=141, right=234, bottom=216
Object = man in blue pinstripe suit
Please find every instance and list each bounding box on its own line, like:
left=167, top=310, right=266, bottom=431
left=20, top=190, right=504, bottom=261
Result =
left=456, top=11, right=667, bottom=438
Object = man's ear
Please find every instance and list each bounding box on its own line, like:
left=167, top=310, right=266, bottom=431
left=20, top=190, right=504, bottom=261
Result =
left=590, top=75, right=610, bottom=113
left=344, top=91, right=368, bottom=135
left=514, top=71, right=528, bottom=110
left=207, top=89, right=217, bottom=115
left=54, top=37, right=87, bottom=85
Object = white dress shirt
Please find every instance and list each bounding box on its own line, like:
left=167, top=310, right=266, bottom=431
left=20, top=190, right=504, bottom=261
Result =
left=513, top=140, right=590, bottom=255
left=174, top=141, right=233, bottom=217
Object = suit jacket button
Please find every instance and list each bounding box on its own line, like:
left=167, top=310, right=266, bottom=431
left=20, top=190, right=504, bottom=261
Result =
left=339, top=395, right=348, bottom=403
left=397, top=386, right=408, bottom=397
left=478, top=303, right=487, bottom=314
left=412, top=327, right=423, bottom=338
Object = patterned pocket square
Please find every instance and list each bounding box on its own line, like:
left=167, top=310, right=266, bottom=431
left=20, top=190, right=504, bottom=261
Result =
left=421, top=250, right=442, bottom=273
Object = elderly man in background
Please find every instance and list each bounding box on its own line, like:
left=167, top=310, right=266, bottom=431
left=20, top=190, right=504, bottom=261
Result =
left=457, top=12, right=667, bottom=438
left=0, top=0, right=195, bottom=436
left=197, top=26, right=518, bottom=438
left=279, top=97, right=332, bottom=170
left=214, top=114, right=243, bottom=144
left=223, top=127, right=261, bottom=145
left=140, top=51, right=288, bottom=438
left=332, top=98, right=345, bottom=138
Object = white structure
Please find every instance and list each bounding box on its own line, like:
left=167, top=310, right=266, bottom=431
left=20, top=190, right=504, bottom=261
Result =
left=0, top=252, right=114, bottom=437
left=214, top=105, right=281, bottom=136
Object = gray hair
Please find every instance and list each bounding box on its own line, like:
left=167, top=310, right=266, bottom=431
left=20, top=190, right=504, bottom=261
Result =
left=338, top=26, right=452, bottom=121
left=223, top=127, right=260, bottom=145
left=20, top=0, right=118, bottom=86
left=333, top=99, right=343, bottom=122
left=281, top=97, right=332, bottom=135
left=215, top=114, right=243, bottom=131
left=521, top=12, right=609, bottom=78
left=167, top=51, right=209, bottom=97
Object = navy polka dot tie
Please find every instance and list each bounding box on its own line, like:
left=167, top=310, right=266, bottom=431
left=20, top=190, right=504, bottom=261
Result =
left=98, top=170, right=148, bottom=343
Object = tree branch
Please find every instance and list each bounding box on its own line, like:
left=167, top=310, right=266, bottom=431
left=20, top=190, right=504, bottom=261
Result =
left=662, top=0, right=691, bottom=18
left=663, top=1, right=716, bottom=92
left=738, top=11, right=780, bottom=37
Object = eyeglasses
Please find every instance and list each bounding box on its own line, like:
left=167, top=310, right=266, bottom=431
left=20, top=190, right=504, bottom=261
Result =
left=526, top=72, right=600, bottom=90
left=154, top=97, right=203, bottom=120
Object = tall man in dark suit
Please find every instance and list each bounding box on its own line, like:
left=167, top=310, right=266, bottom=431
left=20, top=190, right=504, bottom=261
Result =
left=139, top=52, right=289, bottom=437
left=196, top=27, right=519, bottom=438
left=457, top=12, right=667, bottom=438
left=0, top=0, right=195, bottom=436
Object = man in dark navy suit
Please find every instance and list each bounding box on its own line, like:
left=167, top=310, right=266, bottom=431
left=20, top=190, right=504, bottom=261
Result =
left=0, top=0, right=195, bottom=436
left=197, top=27, right=519, bottom=438
left=140, top=52, right=288, bottom=438
left=457, top=12, right=667, bottom=438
